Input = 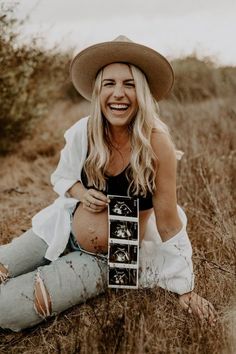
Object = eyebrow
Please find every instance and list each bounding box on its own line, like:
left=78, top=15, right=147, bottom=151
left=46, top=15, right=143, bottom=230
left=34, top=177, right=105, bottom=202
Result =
left=102, top=78, right=135, bottom=82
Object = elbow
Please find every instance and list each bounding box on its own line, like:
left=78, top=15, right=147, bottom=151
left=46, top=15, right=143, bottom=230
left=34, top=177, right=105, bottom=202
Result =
left=155, top=210, right=183, bottom=242
left=52, top=179, right=78, bottom=198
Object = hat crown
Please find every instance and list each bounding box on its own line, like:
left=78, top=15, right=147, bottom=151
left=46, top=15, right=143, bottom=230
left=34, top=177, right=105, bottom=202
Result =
left=113, top=35, right=133, bottom=43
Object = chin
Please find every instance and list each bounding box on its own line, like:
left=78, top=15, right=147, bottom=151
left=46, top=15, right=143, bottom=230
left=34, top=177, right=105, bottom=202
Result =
left=104, top=112, right=136, bottom=127
left=109, top=117, right=132, bottom=127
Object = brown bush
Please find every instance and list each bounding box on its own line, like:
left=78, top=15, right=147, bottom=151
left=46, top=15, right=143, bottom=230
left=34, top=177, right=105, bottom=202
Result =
left=170, top=56, right=236, bottom=102
left=0, top=2, right=71, bottom=154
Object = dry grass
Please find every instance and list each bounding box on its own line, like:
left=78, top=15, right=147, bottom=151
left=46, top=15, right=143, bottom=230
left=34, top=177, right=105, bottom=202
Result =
left=0, top=94, right=235, bottom=353
left=1, top=4, right=235, bottom=352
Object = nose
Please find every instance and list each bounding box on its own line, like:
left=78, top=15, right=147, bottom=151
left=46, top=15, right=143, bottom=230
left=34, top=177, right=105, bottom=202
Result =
left=113, top=84, right=125, bottom=98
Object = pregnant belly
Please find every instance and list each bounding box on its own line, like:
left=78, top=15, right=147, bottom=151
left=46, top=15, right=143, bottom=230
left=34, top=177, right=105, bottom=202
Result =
left=72, top=203, right=153, bottom=254
left=72, top=203, right=109, bottom=253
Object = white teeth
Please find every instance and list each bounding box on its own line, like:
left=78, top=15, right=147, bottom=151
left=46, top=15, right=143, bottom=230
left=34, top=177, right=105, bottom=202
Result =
left=109, top=104, right=129, bottom=109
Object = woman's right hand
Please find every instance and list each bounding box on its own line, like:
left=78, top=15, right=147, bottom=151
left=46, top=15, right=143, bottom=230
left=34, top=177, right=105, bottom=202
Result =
left=81, top=188, right=110, bottom=213
left=179, top=291, right=217, bottom=326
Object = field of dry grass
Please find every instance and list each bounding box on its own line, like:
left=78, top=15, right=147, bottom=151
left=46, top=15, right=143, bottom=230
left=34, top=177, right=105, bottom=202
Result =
left=1, top=5, right=236, bottom=351
left=0, top=93, right=235, bottom=353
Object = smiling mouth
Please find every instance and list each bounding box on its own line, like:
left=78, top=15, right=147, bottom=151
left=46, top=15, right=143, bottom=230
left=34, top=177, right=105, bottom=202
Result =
left=108, top=103, right=130, bottom=111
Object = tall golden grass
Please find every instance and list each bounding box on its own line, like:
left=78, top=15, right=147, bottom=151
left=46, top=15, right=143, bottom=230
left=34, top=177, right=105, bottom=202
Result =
left=0, top=96, right=235, bottom=353
left=0, top=3, right=235, bottom=354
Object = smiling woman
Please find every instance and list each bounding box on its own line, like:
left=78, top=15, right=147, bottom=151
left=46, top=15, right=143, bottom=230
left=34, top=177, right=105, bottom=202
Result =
left=99, top=63, right=138, bottom=127
left=0, top=35, right=216, bottom=332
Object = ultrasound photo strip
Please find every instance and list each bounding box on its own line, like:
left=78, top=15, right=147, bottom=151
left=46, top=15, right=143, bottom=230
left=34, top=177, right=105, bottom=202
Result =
left=109, top=243, right=138, bottom=266
left=109, top=220, right=138, bottom=243
left=108, top=267, right=138, bottom=289
left=108, top=195, right=138, bottom=220
left=107, top=195, right=139, bottom=289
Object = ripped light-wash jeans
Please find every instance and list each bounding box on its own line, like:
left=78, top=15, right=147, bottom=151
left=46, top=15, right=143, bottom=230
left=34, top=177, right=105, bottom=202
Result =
left=0, top=229, right=108, bottom=332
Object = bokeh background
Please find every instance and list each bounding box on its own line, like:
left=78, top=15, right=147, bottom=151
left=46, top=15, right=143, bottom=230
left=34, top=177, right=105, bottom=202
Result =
left=0, top=1, right=235, bottom=353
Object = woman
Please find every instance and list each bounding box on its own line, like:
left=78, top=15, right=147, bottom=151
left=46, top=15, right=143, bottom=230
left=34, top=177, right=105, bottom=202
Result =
left=0, top=36, right=216, bottom=332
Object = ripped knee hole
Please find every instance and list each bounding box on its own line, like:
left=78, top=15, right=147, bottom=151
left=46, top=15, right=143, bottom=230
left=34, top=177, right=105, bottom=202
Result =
left=0, top=263, right=9, bottom=284
left=34, top=270, right=52, bottom=318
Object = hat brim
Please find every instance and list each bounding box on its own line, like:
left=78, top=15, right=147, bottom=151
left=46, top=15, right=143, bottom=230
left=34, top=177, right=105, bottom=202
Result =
left=70, top=41, right=174, bottom=101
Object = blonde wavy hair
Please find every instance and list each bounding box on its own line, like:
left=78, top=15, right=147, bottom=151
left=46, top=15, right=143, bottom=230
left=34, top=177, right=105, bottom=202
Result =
left=83, top=63, right=183, bottom=196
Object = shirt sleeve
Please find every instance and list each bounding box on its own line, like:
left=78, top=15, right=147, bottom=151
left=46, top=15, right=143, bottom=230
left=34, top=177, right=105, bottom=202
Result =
left=139, top=205, right=194, bottom=295
left=153, top=228, right=194, bottom=294
left=50, top=118, right=88, bottom=198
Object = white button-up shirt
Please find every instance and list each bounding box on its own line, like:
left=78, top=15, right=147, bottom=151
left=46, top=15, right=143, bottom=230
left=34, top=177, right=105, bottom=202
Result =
left=32, top=116, right=194, bottom=295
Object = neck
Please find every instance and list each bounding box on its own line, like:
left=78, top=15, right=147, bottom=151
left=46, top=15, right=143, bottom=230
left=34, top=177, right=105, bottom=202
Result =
left=108, top=126, right=130, bottom=147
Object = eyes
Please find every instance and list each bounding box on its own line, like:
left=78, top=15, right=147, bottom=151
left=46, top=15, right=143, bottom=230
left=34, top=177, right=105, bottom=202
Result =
left=102, top=82, right=135, bottom=88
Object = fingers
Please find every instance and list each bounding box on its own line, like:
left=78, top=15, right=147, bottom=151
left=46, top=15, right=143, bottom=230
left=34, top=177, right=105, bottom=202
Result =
left=83, top=204, right=104, bottom=213
left=82, top=189, right=110, bottom=212
left=195, top=295, right=217, bottom=326
left=88, top=191, right=109, bottom=206
left=179, top=292, right=217, bottom=326
left=83, top=201, right=106, bottom=212
left=198, top=299, right=217, bottom=326
left=90, top=189, right=110, bottom=203
left=179, top=295, right=191, bottom=312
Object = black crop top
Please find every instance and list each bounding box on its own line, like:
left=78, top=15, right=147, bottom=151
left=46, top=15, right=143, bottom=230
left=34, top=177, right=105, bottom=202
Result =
left=81, top=165, right=153, bottom=211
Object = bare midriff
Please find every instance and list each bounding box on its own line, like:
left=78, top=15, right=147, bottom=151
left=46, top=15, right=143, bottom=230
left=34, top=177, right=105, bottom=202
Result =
left=71, top=204, right=153, bottom=253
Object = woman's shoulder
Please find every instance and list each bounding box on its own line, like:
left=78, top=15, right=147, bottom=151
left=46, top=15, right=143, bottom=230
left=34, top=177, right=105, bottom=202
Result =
left=151, top=129, right=176, bottom=161
left=64, top=116, right=89, bottom=140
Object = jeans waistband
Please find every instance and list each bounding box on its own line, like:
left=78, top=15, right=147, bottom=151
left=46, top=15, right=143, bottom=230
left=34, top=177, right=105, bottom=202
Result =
left=69, top=231, right=108, bottom=260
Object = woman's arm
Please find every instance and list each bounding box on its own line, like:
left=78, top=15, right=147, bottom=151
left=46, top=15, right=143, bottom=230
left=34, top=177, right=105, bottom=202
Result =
left=67, top=181, right=88, bottom=200
left=151, top=131, right=182, bottom=240
left=150, top=131, right=216, bottom=325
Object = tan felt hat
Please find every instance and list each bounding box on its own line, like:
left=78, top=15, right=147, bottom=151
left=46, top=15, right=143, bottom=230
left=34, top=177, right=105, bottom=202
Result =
left=70, top=35, right=174, bottom=101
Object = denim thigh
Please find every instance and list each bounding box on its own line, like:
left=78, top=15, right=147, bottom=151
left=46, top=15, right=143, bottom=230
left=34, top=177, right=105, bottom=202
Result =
left=0, top=249, right=107, bottom=332
left=0, top=229, right=49, bottom=278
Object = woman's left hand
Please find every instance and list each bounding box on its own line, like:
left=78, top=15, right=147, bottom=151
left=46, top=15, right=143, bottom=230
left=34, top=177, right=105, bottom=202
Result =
left=179, top=291, right=217, bottom=326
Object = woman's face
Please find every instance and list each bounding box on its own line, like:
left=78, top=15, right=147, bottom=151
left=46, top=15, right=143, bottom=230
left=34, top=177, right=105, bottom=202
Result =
left=100, top=63, right=138, bottom=128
